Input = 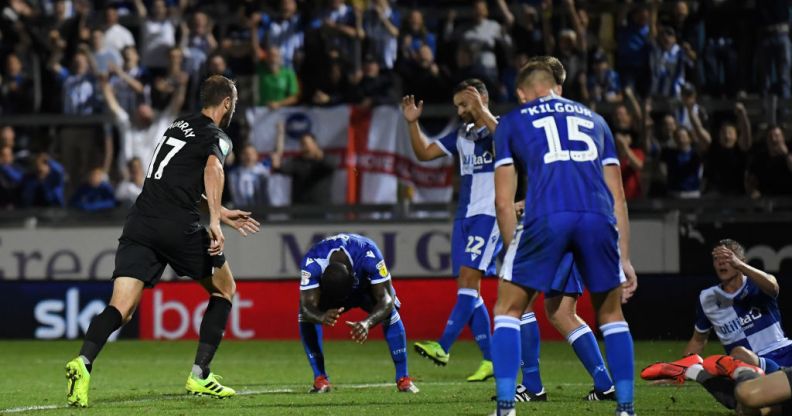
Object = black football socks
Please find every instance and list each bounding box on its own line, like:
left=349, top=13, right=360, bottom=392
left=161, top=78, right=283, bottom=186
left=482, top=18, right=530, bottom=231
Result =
left=193, top=296, right=232, bottom=379
left=79, top=305, right=123, bottom=373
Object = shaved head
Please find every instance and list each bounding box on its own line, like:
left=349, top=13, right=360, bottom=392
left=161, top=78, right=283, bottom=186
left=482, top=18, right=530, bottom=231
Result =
left=516, top=59, right=556, bottom=103
left=535, top=56, right=566, bottom=86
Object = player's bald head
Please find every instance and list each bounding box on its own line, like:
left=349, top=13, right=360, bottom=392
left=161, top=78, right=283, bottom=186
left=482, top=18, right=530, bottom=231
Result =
left=515, top=59, right=556, bottom=103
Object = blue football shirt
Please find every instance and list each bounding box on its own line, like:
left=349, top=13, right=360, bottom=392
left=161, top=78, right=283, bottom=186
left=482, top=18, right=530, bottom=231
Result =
left=494, top=94, right=619, bottom=221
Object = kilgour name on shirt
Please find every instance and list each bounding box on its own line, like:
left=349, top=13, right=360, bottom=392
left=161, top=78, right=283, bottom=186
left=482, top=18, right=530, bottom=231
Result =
left=522, top=102, right=592, bottom=117
left=170, top=120, right=196, bottom=138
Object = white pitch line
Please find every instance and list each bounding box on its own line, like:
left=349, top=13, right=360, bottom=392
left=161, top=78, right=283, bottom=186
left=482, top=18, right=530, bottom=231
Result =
left=0, top=381, right=592, bottom=413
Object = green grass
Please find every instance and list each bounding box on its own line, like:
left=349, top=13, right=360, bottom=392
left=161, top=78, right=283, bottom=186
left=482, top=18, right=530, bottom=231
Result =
left=0, top=340, right=731, bottom=415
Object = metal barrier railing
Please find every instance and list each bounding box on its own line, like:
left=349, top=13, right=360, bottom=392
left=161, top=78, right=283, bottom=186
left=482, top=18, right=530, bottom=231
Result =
left=3, top=199, right=792, bottom=228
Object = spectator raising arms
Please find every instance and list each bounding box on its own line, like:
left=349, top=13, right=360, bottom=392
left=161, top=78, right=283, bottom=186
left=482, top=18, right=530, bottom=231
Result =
left=271, top=122, right=335, bottom=205
left=101, top=69, right=187, bottom=172
left=704, top=103, right=752, bottom=196
left=109, top=46, right=149, bottom=117
left=136, top=0, right=176, bottom=71
left=362, top=0, right=400, bottom=70
left=457, top=0, right=512, bottom=83
left=617, top=3, right=651, bottom=96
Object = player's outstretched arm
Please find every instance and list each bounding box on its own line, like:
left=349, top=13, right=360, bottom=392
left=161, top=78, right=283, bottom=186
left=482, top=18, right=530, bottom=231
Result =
left=604, top=164, right=637, bottom=302
left=494, top=164, right=518, bottom=247
left=204, top=155, right=225, bottom=255
left=401, top=95, right=447, bottom=161
left=682, top=330, right=709, bottom=356
left=220, top=207, right=261, bottom=237
left=346, top=281, right=395, bottom=344
left=714, top=246, right=780, bottom=298
left=300, top=288, right=344, bottom=326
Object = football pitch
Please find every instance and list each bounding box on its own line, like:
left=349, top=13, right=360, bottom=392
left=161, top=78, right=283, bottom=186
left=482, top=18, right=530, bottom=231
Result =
left=1, top=340, right=731, bottom=415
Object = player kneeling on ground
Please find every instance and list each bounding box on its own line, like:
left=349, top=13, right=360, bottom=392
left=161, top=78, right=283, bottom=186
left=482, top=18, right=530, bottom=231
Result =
left=298, top=233, right=419, bottom=394
left=642, top=239, right=791, bottom=389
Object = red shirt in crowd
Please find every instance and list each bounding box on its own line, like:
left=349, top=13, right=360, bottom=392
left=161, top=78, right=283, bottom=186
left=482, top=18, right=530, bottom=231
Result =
left=620, top=147, right=645, bottom=200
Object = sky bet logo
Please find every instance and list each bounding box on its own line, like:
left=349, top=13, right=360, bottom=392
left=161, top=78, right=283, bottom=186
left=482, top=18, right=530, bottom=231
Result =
left=34, top=288, right=120, bottom=340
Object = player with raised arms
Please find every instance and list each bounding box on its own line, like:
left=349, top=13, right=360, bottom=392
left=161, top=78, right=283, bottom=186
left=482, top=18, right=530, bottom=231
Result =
left=298, top=233, right=419, bottom=394
left=490, top=59, right=637, bottom=416
left=402, top=79, right=501, bottom=382
left=508, top=56, right=620, bottom=403
left=65, top=75, right=261, bottom=407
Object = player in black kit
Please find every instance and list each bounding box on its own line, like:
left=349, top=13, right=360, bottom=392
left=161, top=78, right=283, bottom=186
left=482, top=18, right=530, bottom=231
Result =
left=65, top=75, right=261, bottom=407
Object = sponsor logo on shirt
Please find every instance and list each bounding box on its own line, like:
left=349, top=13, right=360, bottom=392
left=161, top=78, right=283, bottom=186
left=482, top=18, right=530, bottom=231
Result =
left=376, top=260, right=388, bottom=278
left=463, top=151, right=494, bottom=170
left=717, top=307, right=763, bottom=335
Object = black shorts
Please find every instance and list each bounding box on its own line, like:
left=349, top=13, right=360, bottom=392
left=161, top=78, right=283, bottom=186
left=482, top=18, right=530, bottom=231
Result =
left=112, top=214, right=226, bottom=287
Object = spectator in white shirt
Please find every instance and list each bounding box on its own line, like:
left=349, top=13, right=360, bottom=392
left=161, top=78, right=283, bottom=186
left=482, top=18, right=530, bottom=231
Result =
left=229, top=144, right=271, bottom=207
left=115, top=157, right=145, bottom=207
left=100, top=70, right=187, bottom=172
left=136, top=0, right=176, bottom=71
left=103, top=5, right=135, bottom=56
left=458, top=0, right=511, bottom=82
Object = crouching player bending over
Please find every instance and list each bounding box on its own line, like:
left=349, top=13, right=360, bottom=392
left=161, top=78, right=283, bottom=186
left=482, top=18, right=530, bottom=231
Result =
left=298, top=233, right=419, bottom=394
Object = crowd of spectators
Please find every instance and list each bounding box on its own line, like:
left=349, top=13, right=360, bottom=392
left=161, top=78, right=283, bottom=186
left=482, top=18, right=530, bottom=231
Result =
left=1, top=0, right=791, bottom=210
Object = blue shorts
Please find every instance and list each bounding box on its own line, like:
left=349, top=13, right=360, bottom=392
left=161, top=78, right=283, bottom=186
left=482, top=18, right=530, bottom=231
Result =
left=546, top=253, right=584, bottom=297
left=451, top=215, right=502, bottom=276
left=761, top=343, right=792, bottom=368
left=501, top=212, right=621, bottom=294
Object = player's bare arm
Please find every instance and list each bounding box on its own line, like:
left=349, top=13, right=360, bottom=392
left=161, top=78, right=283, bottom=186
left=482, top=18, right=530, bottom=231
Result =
left=604, top=164, right=637, bottom=302
left=198, top=197, right=261, bottom=237
left=494, top=164, right=518, bottom=247
left=204, top=155, right=225, bottom=255
left=683, top=330, right=709, bottom=356
left=401, top=95, right=447, bottom=161
left=221, top=207, right=261, bottom=237
left=713, top=246, right=779, bottom=297
left=346, top=281, right=395, bottom=344
left=299, top=288, right=345, bottom=326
